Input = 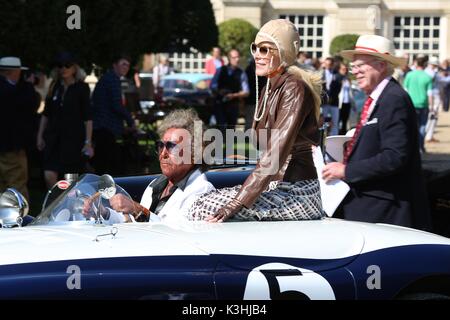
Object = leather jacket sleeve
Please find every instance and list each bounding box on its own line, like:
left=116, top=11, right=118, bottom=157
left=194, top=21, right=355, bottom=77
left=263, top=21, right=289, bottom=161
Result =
left=235, top=79, right=312, bottom=208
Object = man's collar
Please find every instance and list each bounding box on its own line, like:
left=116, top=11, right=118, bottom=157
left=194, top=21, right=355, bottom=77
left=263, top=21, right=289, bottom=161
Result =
left=174, top=167, right=199, bottom=191
left=151, top=167, right=199, bottom=192
left=369, top=76, right=392, bottom=102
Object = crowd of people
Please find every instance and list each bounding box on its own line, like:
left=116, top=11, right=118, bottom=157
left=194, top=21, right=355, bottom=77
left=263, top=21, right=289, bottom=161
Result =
left=1, top=18, right=450, bottom=230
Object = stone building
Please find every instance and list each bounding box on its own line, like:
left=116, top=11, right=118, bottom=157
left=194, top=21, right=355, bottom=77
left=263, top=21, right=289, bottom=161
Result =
left=210, top=0, right=450, bottom=61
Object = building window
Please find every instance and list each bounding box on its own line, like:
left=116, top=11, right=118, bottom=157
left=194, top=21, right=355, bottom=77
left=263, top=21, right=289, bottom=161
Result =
left=279, top=14, right=324, bottom=58
left=393, top=15, right=441, bottom=61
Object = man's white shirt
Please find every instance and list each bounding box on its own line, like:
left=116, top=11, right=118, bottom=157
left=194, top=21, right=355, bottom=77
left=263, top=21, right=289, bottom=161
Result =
left=140, top=169, right=215, bottom=223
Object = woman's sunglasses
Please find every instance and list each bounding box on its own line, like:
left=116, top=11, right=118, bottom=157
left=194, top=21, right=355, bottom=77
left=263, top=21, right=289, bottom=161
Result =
left=250, top=43, right=278, bottom=58
left=57, top=62, right=74, bottom=69
left=156, top=140, right=178, bottom=154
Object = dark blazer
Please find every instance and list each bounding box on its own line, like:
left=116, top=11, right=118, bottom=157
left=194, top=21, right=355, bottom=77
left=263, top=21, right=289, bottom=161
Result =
left=339, top=78, right=431, bottom=231
left=322, top=70, right=343, bottom=106
left=0, top=76, right=39, bottom=153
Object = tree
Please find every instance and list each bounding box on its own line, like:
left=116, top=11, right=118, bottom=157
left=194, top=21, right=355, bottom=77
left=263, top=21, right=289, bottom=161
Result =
left=0, top=0, right=217, bottom=71
left=166, top=0, right=218, bottom=53
left=218, top=19, right=258, bottom=60
left=329, top=34, right=359, bottom=57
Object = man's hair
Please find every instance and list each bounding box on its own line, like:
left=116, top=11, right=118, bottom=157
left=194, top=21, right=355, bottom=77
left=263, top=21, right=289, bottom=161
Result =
left=227, top=48, right=240, bottom=57
left=416, top=57, right=427, bottom=68
left=158, top=108, right=207, bottom=167
left=112, top=54, right=131, bottom=65
left=158, top=108, right=203, bottom=137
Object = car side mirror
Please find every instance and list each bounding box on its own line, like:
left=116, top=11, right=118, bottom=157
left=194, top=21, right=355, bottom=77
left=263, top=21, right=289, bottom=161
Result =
left=0, top=188, right=29, bottom=228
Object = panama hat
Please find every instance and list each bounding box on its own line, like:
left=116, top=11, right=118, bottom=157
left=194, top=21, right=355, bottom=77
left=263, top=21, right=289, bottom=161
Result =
left=0, top=57, right=28, bottom=70
left=340, top=35, right=407, bottom=67
left=428, top=56, right=439, bottom=66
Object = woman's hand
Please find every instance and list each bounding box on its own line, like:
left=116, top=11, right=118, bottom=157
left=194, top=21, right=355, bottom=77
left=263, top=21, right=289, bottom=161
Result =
left=206, top=198, right=243, bottom=223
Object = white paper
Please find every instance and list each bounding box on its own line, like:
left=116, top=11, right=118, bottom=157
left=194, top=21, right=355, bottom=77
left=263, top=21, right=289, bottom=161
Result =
left=312, top=147, right=350, bottom=217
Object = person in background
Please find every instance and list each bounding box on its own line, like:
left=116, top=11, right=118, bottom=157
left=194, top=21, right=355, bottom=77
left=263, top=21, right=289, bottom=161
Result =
left=404, top=56, right=433, bottom=154
left=440, top=59, right=450, bottom=112
left=205, top=47, right=224, bottom=75
left=210, top=49, right=249, bottom=131
left=296, top=51, right=314, bottom=71
left=37, top=52, right=93, bottom=189
left=321, top=57, right=343, bottom=136
left=424, top=56, right=442, bottom=143
left=0, top=57, right=39, bottom=200
left=338, top=63, right=355, bottom=135
left=322, top=35, right=431, bottom=231
left=91, top=54, right=136, bottom=176
left=152, top=54, right=173, bottom=92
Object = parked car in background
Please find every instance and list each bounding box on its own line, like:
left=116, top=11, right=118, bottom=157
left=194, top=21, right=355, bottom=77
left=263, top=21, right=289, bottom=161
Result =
left=159, top=73, right=214, bottom=124
left=132, top=72, right=213, bottom=125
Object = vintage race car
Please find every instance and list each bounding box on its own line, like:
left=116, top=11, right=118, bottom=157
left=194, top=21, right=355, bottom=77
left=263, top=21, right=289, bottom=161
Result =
left=0, top=167, right=450, bottom=300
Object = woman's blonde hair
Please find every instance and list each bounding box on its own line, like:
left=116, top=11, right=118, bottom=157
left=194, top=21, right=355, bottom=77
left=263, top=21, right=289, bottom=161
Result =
left=47, top=64, right=86, bottom=99
left=287, top=64, right=323, bottom=122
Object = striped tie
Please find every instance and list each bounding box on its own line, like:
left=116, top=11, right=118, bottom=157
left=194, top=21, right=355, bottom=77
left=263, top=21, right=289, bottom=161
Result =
left=343, top=96, right=374, bottom=164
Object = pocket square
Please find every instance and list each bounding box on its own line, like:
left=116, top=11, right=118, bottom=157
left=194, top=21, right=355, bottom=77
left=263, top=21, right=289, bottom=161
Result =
left=365, top=118, right=378, bottom=126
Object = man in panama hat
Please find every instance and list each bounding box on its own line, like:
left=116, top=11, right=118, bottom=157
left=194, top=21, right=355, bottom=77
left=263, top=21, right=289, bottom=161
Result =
left=0, top=57, right=38, bottom=200
left=322, top=35, right=431, bottom=231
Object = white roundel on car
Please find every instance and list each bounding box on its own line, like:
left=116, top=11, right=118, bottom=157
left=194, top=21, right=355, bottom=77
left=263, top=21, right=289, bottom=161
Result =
left=243, top=263, right=336, bottom=300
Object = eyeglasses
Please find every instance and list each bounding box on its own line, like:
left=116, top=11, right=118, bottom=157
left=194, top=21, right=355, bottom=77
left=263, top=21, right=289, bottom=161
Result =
left=57, top=63, right=74, bottom=69
left=250, top=43, right=278, bottom=58
left=349, top=60, right=378, bottom=73
left=156, top=140, right=178, bottom=154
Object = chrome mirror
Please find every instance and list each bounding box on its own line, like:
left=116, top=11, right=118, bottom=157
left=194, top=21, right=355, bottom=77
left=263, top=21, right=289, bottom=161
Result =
left=0, top=188, right=29, bottom=228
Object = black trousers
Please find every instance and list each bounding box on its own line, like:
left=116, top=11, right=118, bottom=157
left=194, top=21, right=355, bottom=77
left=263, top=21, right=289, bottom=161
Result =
left=339, top=103, right=352, bottom=135
left=214, top=101, right=239, bottom=132
left=92, top=129, right=122, bottom=176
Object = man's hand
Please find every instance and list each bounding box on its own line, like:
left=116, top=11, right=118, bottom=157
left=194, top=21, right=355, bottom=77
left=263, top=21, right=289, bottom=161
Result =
left=109, top=194, right=138, bottom=214
left=322, top=162, right=346, bottom=183
left=206, top=198, right=243, bottom=223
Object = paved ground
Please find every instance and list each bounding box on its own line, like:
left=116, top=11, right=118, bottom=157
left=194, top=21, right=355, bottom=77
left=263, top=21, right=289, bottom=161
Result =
left=422, top=109, right=450, bottom=174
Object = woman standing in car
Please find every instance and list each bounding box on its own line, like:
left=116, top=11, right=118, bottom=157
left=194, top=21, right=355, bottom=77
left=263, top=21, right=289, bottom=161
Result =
left=189, top=19, right=325, bottom=222
left=37, top=52, right=93, bottom=189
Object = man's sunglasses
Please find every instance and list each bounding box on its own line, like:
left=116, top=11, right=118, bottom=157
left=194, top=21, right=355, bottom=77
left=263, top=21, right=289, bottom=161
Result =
left=250, top=43, right=278, bottom=58
left=57, top=63, right=74, bottom=69
left=156, top=140, right=178, bottom=153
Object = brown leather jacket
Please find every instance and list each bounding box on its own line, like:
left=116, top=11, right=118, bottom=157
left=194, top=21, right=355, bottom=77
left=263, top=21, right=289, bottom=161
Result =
left=236, top=70, right=320, bottom=208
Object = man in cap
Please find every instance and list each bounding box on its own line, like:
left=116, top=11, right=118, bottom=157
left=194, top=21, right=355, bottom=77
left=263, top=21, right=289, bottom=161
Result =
left=322, top=35, right=431, bottom=231
left=0, top=57, right=39, bottom=200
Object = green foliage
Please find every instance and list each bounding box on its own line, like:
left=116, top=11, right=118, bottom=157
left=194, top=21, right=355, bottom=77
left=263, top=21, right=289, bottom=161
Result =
left=0, top=0, right=216, bottom=71
left=329, top=34, right=359, bottom=57
left=218, top=19, right=258, bottom=59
